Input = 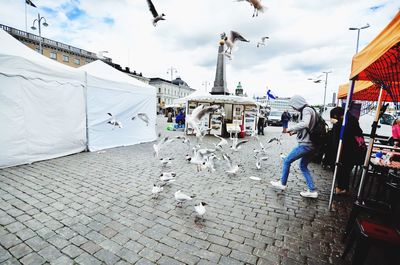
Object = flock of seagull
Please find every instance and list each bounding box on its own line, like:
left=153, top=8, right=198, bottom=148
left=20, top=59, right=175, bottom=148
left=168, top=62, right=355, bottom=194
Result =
left=106, top=112, right=150, bottom=129
left=151, top=104, right=284, bottom=224
left=145, top=0, right=270, bottom=58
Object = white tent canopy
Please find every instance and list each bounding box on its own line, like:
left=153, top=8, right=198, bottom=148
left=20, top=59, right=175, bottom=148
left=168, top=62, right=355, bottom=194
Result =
left=0, top=29, right=86, bottom=168
left=80, top=60, right=157, bottom=151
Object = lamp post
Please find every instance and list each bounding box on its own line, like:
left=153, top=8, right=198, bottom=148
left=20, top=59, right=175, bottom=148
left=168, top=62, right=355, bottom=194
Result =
left=166, top=66, right=177, bottom=81
left=308, top=71, right=331, bottom=113
left=349, top=23, right=370, bottom=54
left=202, top=81, right=211, bottom=92
left=31, top=13, right=48, bottom=54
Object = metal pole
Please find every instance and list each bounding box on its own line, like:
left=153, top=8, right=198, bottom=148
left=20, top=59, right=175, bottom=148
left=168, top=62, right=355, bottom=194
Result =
left=357, top=87, right=384, bottom=198
left=323, top=72, right=328, bottom=113
left=356, top=29, right=361, bottom=54
left=328, top=79, right=355, bottom=210
left=38, top=13, right=42, bottom=54
left=25, top=1, right=27, bottom=32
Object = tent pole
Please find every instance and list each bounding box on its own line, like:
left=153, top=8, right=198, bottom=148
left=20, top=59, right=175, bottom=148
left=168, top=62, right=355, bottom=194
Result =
left=328, top=79, right=355, bottom=211
left=357, top=87, right=384, bottom=198
left=84, top=72, right=89, bottom=151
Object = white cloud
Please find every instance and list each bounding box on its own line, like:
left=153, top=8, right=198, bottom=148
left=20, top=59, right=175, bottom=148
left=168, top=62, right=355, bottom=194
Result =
left=0, top=0, right=398, bottom=104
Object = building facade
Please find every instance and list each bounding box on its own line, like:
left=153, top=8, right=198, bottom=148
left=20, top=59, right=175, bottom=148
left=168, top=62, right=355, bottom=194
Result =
left=149, top=77, right=195, bottom=111
left=1, top=24, right=97, bottom=67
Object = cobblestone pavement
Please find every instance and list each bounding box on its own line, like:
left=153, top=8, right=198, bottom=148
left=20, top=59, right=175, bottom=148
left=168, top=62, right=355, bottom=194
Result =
left=0, top=116, right=356, bottom=265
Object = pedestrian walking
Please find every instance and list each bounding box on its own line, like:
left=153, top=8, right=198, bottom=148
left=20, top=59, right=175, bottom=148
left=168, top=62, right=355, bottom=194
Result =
left=167, top=111, right=173, bottom=123
left=258, top=111, right=266, bottom=135
left=270, top=95, right=318, bottom=198
left=281, top=110, right=291, bottom=133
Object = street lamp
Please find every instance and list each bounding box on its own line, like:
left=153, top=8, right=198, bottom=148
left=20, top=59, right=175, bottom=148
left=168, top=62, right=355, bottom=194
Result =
left=349, top=23, right=370, bottom=54
left=166, top=66, right=177, bottom=81
left=31, top=13, right=48, bottom=54
left=202, top=81, right=211, bottom=92
left=308, top=71, right=332, bottom=113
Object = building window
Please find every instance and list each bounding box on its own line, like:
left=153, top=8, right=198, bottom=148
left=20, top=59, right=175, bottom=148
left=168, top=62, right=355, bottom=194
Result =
left=63, top=55, right=69, bottom=62
left=50, top=52, right=57, bottom=60
left=74, top=58, right=80, bottom=65
left=159, top=87, right=161, bottom=93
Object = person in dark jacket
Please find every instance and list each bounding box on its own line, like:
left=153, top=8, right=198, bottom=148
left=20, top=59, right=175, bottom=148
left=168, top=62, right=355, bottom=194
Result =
left=281, top=110, right=291, bottom=133
left=258, top=111, right=266, bottom=135
left=329, top=107, right=365, bottom=195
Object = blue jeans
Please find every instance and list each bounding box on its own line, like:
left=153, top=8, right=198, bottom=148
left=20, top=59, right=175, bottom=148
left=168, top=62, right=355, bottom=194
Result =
left=281, top=145, right=316, bottom=191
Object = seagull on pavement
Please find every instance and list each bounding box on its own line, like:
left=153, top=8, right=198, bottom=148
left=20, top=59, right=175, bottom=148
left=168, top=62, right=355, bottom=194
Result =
left=146, top=0, right=165, bottom=26
left=160, top=172, right=176, bottom=184
left=174, top=190, right=195, bottom=207
left=151, top=184, right=163, bottom=198
left=194, top=202, right=208, bottom=220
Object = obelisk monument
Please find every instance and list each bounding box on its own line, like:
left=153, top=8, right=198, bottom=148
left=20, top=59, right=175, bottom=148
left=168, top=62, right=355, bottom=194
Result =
left=210, top=33, right=230, bottom=95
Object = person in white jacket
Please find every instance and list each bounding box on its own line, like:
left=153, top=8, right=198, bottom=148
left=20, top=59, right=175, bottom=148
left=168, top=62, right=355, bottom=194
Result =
left=270, top=95, right=318, bottom=198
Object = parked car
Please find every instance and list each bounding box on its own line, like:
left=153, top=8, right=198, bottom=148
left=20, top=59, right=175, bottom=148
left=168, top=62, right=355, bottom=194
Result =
left=359, top=112, right=396, bottom=139
left=267, top=111, right=283, bottom=126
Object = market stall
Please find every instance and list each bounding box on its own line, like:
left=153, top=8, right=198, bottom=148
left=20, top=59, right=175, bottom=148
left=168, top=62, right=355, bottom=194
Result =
left=183, top=94, right=258, bottom=137
left=329, top=11, right=400, bottom=210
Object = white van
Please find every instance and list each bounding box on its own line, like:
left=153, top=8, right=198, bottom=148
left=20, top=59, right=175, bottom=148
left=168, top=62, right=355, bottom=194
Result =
left=359, top=112, right=396, bottom=138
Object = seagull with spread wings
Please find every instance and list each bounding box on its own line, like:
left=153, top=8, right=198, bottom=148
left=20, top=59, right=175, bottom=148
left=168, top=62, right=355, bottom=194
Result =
left=146, top=0, right=165, bottom=26
left=257, top=36, right=269, bottom=47
left=187, top=104, right=220, bottom=139
left=222, top=31, right=250, bottom=55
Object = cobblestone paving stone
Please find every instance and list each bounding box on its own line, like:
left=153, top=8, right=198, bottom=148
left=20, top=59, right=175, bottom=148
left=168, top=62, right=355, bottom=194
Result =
left=0, top=117, right=360, bottom=264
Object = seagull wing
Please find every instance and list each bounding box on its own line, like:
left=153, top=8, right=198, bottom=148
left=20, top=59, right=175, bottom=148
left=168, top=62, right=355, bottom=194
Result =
left=261, top=36, right=269, bottom=42
left=230, top=31, right=250, bottom=43
left=213, top=134, right=224, bottom=141
left=107, top=113, right=113, bottom=117
left=146, top=0, right=159, bottom=18
left=223, top=154, right=232, bottom=168
left=236, top=140, right=249, bottom=148
left=194, top=105, right=220, bottom=121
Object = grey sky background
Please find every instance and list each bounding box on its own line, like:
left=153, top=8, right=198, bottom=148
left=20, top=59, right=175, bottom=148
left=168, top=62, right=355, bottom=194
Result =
left=1, top=0, right=398, bottom=103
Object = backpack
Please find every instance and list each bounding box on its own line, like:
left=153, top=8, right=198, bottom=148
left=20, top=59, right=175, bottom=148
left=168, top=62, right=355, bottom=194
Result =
left=307, top=106, right=329, bottom=146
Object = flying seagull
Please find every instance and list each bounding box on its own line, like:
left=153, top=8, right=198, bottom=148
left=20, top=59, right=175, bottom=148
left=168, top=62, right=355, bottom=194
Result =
left=255, top=156, right=269, bottom=170
left=213, top=134, right=228, bottom=149
left=187, top=104, right=220, bottom=139
left=153, top=136, right=174, bottom=158
left=257, top=36, right=269, bottom=47
left=231, top=138, right=249, bottom=151
left=237, top=0, right=266, bottom=17
left=146, top=0, right=165, bottom=26
left=107, top=113, right=123, bottom=129
left=174, top=190, right=195, bottom=207
left=222, top=31, right=250, bottom=55
left=223, top=154, right=240, bottom=175
left=132, top=113, right=150, bottom=126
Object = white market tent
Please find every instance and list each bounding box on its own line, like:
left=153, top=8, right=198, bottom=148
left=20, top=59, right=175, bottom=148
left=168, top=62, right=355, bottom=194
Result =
left=0, top=29, right=86, bottom=168
left=80, top=60, right=157, bottom=151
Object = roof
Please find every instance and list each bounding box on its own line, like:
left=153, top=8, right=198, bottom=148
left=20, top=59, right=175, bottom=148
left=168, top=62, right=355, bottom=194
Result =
left=350, top=11, right=400, bottom=81
left=338, top=81, right=400, bottom=102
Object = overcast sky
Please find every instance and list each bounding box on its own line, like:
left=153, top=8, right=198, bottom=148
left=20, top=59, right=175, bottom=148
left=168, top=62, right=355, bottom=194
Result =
left=1, top=0, right=398, bottom=103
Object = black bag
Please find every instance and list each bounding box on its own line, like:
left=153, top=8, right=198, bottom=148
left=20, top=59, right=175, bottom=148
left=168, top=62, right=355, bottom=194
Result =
left=307, top=107, right=329, bottom=147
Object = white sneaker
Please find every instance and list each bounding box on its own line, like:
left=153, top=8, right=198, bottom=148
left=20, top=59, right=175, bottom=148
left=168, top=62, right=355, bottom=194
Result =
left=300, top=190, right=318, bottom=198
left=270, top=180, right=286, bottom=190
